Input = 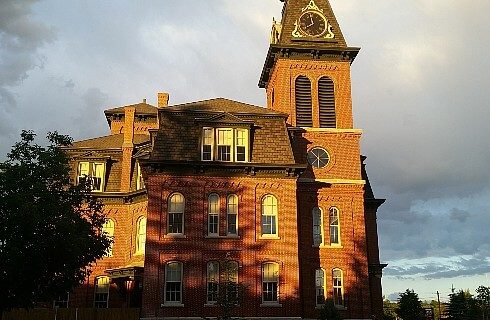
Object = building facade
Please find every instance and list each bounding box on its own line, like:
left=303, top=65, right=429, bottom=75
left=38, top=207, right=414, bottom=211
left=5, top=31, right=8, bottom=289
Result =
left=66, top=1, right=385, bottom=319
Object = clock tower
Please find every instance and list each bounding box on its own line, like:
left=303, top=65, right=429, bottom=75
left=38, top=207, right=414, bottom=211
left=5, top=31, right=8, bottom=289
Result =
left=260, top=0, right=386, bottom=318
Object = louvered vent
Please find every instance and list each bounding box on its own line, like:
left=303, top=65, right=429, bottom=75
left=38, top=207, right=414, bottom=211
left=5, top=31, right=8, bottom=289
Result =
left=295, top=76, right=313, bottom=127
left=319, top=77, right=336, bottom=128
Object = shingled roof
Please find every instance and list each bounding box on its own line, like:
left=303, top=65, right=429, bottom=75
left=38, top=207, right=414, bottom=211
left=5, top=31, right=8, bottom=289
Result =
left=70, top=134, right=150, bottom=150
left=104, top=102, right=158, bottom=116
left=167, top=98, right=288, bottom=116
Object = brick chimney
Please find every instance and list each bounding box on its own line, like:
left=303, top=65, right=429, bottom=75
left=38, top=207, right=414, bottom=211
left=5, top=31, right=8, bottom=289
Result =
left=157, top=92, right=169, bottom=108
left=121, top=106, right=135, bottom=193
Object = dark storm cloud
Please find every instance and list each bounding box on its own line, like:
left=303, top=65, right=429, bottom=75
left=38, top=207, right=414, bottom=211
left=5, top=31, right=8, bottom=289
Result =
left=0, top=0, right=56, bottom=110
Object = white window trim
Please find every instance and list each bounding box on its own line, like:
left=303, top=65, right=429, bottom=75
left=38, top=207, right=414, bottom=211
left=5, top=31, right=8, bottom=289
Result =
left=329, top=207, right=341, bottom=246
left=136, top=162, right=145, bottom=190
left=206, top=261, right=219, bottom=304
left=200, top=127, right=250, bottom=163
left=102, top=218, right=115, bottom=257
left=261, top=195, right=278, bottom=238
left=207, top=194, right=220, bottom=237
left=201, top=127, right=215, bottom=162
left=261, top=262, right=280, bottom=304
left=94, top=276, right=110, bottom=308
left=77, top=161, right=106, bottom=192
left=135, top=216, right=146, bottom=255
left=167, top=193, right=185, bottom=236
left=312, top=207, right=324, bottom=247
left=164, top=262, right=183, bottom=305
left=315, top=268, right=326, bottom=307
left=332, top=268, right=344, bottom=307
left=226, top=194, right=239, bottom=236
left=235, top=128, right=249, bottom=162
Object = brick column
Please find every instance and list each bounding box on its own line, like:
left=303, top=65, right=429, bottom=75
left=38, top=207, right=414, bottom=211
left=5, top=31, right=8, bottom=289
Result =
left=121, top=107, right=135, bottom=192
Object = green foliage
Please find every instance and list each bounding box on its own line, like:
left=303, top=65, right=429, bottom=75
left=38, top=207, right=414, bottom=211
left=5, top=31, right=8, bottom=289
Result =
left=318, top=298, right=342, bottom=320
left=396, top=289, right=424, bottom=320
left=383, top=298, right=397, bottom=320
left=448, top=289, right=479, bottom=320
left=0, top=131, right=110, bottom=311
left=476, top=286, right=490, bottom=320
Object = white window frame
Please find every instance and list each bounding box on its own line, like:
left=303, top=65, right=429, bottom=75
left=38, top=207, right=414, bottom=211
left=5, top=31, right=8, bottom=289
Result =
left=135, top=216, right=146, bottom=255
left=200, top=127, right=250, bottom=163
left=53, top=292, right=69, bottom=308
left=332, top=268, right=344, bottom=307
left=329, top=207, right=341, bottom=246
left=315, top=268, right=326, bottom=306
left=102, top=218, right=115, bottom=257
left=216, top=128, right=234, bottom=162
left=208, top=194, right=220, bottom=236
left=262, top=262, right=279, bottom=304
left=224, top=260, right=239, bottom=303
left=136, top=163, right=145, bottom=190
left=235, top=128, right=249, bottom=162
left=202, top=127, right=214, bottom=161
left=167, top=193, right=185, bottom=235
left=261, top=195, right=278, bottom=238
left=77, top=161, right=105, bottom=192
left=206, top=261, right=219, bottom=304
left=312, top=207, right=324, bottom=247
left=94, top=276, right=110, bottom=308
left=165, top=262, right=183, bottom=305
left=227, top=194, right=238, bottom=236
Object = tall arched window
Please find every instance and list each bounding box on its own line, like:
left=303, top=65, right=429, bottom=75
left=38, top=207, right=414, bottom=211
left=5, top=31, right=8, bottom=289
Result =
left=94, top=276, right=110, bottom=308
left=227, top=194, right=238, bottom=236
left=261, top=195, right=278, bottom=237
left=312, top=207, right=324, bottom=247
left=102, top=219, right=115, bottom=257
left=208, top=194, right=219, bottom=236
left=332, top=268, right=344, bottom=306
left=295, top=76, right=313, bottom=127
left=315, top=268, right=326, bottom=306
left=329, top=207, right=340, bottom=245
left=206, top=261, right=219, bottom=304
left=318, top=76, right=336, bottom=128
left=165, top=262, right=183, bottom=304
left=135, top=216, right=146, bottom=255
left=168, top=193, right=185, bottom=234
left=262, top=262, right=279, bottom=303
left=225, top=260, right=239, bottom=302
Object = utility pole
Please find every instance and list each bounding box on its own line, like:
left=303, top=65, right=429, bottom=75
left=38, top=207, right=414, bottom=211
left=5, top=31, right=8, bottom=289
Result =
left=437, top=291, right=442, bottom=320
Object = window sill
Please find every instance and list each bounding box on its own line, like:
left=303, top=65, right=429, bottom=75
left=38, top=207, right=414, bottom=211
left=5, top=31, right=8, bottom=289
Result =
left=164, top=234, right=187, bottom=239
left=260, top=302, right=282, bottom=307
left=205, top=235, right=240, bottom=239
left=313, top=244, right=343, bottom=249
left=161, top=303, right=184, bottom=307
left=204, top=303, right=217, bottom=307
left=259, top=235, right=281, bottom=240
left=134, top=252, right=145, bottom=256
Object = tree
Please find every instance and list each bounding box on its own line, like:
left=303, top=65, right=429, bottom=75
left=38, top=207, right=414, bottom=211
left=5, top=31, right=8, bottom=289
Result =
left=318, top=298, right=342, bottom=320
left=0, top=131, right=110, bottom=312
left=476, top=286, right=490, bottom=320
left=396, top=289, right=424, bottom=320
left=448, top=289, right=479, bottom=320
left=383, top=298, right=397, bottom=320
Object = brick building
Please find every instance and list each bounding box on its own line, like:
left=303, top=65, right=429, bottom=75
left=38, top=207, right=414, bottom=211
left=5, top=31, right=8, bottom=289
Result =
left=66, top=0, right=385, bottom=319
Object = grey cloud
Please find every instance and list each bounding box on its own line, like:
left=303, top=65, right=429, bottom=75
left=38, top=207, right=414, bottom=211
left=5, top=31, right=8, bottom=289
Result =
left=450, top=209, right=470, bottom=223
left=0, top=0, right=55, bottom=110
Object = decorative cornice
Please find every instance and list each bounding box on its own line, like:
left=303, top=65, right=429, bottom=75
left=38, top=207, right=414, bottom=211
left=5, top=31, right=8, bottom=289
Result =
left=298, top=178, right=366, bottom=185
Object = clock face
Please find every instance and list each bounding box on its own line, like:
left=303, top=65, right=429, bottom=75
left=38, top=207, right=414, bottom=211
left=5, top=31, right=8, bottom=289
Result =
left=299, top=11, right=327, bottom=37
left=307, top=147, right=330, bottom=168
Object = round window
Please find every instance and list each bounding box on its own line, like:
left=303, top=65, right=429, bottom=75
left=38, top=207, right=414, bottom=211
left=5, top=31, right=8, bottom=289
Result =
left=307, top=147, right=330, bottom=168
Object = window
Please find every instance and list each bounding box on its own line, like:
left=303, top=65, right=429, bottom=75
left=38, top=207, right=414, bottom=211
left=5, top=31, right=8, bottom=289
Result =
left=77, top=161, right=105, bottom=192
left=319, top=76, right=336, bottom=128
left=102, top=219, right=115, bottom=257
left=165, top=262, right=183, bottom=304
left=227, top=194, right=238, bottom=236
left=332, top=269, right=344, bottom=307
left=307, top=147, right=330, bottom=169
left=206, top=261, right=219, bottom=304
left=135, top=216, right=146, bottom=255
left=261, top=195, right=278, bottom=237
left=315, top=269, right=326, bottom=306
left=168, top=193, right=185, bottom=234
left=224, top=261, right=239, bottom=303
left=262, top=262, right=279, bottom=303
left=295, top=75, right=313, bottom=127
left=53, top=292, right=69, bottom=308
left=136, top=163, right=145, bottom=190
left=201, top=128, right=249, bottom=162
left=312, top=207, right=323, bottom=247
left=208, top=194, right=219, bottom=236
left=94, top=276, right=110, bottom=308
left=329, top=207, right=340, bottom=245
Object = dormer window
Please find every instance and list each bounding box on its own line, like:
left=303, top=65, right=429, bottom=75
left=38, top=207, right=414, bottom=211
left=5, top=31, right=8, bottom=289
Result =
left=201, top=127, right=249, bottom=162
left=77, top=161, right=105, bottom=192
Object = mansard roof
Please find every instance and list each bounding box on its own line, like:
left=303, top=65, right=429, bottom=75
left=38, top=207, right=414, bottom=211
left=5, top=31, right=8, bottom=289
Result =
left=70, top=134, right=150, bottom=150
left=104, top=102, right=158, bottom=116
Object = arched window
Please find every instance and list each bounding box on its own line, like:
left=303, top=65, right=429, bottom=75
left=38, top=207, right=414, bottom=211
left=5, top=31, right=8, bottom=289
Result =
left=168, top=193, right=185, bottom=234
left=295, top=76, right=313, bottom=127
left=329, top=207, right=340, bottom=245
left=224, top=260, right=239, bottom=302
left=261, top=195, right=278, bottom=237
left=165, top=262, right=183, bottom=304
left=207, top=261, right=219, bottom=304
left=227, top=194, right=238, bottom=236
left=315, top=269, right=326, bottom=306
left=318, top=76, right=336, bottom=128
left=102, top=219, right=115, bottom=257
left=94, top=276, right=110, bottom=308
left=135, top=216, right=146, bottom=255
left=312, top=207, right=324, bottom=247
left=208, top=194, right=219, bottom=236
left=262, top=262, right=279, bottom=303
left=332, top=268, right=344, bottom=306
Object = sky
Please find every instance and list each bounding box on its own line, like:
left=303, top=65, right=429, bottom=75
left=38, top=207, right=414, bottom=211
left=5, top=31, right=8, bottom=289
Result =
left=1, top=0, right=489, bottom=302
